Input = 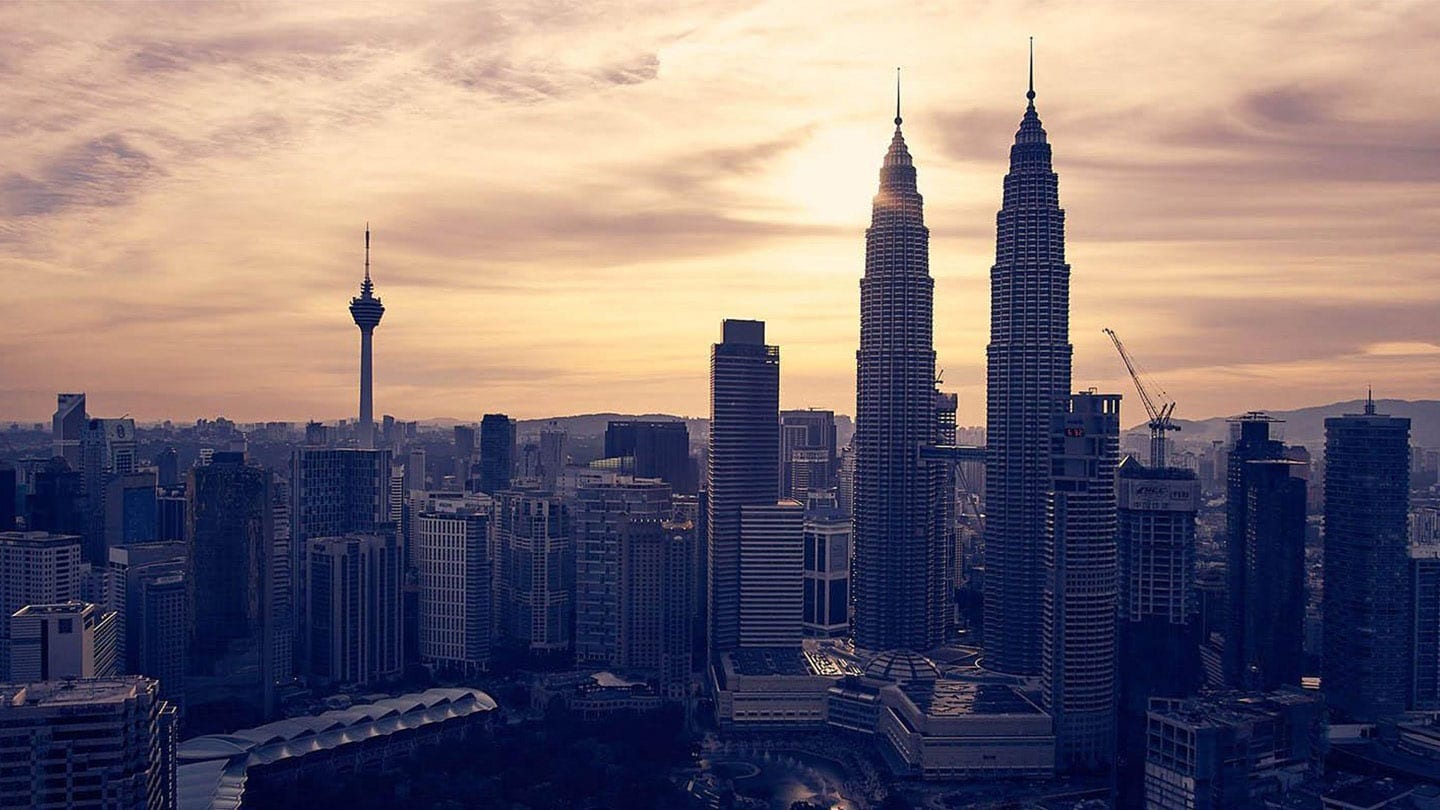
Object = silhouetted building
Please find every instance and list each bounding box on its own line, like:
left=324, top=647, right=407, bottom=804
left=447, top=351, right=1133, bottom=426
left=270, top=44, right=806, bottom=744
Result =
left=853, top=93, right=946, bottom=654
left=781, top=409, right=837, bottom=500
left=413, top=492, right=493, bottom=674
left=80, top=417, right=138, bottom=564
left=7, top=600, right=118, bottom=681
left=28, top=459, right=85, bottom=536
left=478, top=414, right=516, bottom=495
left=0, top=677, right=177, bottom=810
left=103, top=471, right=157, bottom=550
left=1323, top=396, right=1412, bottom=720
left=186, top=452, right=283, bottom=728
left=0, top=462, right=14, bottom=532
left=983, top=63, right=1074, bottom=677
left=349, top=227, right=385, bottom=450
left=538, top=428, right=566, bottom=489
left=1227, top=427, right=1307, bottom=692
left=1144, top=690, right=1326, bottom=810
left=803, top=510, right=851, bottom=638
left=1116, top=459, right=1202, bottom=802
left=495, top=490, right=572, bottom=652
left=156, top=486, right=185, bottom=542
left=307, top=533, right=404, bottom=687
left=156, top=446, right=179, bottom=488
left=739, top=500, right=804, bottom=647
left=605, top=421, right=693, bottom=494
left=574, top=479, right=673, bottom=664
left=0, top=531, right=81, bottom=679
left=707, top=319, right=780, bottom=658
left=1042, top=392, right=1120, bottom=773
left=52, top=392, right=86, bottom=468
left=1412, top=544, right=1440, bottom=710
left=618, top=516, right=694, bottom=697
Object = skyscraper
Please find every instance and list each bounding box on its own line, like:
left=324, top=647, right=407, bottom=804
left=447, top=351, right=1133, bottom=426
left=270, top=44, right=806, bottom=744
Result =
left=984, top=48, right=1074, bottom=675
left=738, top=500, right=805, bottom=647
left=1225, top=416, right=1307, bottom=690
left=1116, top=458, right=1202, bottom=801
left=52, top=392, right=86, bottom=468
left=306, top=533, right=404, bottom=687
left=80, top=417, right=138, bottom=564
left=574, top=478, right=673, bottom=664
left=780, top=409, right=838, bottom=500
left=605, top=421, right=693, bottom=494
left=413, top=492, right=493, bottom=674
left=618, top=516, right=694, bottom=697
left=494, top=490, right=572, bottom=653
left=0, top=531, right=81, bottom=678
left=802, top=509, right=852, bottom=638
left=1041, top=391, right=1120, bottom=773
left=707, top=319, right=780, bottom=657
left=853, top=78, right=946, bottom=652
left=478, top=414, right=516, bottom=495
left=186, top=452, right=283, bottom=729
left=1323, top=395, right=1412, bottom=720
left=349, top=226, right=385, bottom=450
left=7, top=600, right=118, bottom=682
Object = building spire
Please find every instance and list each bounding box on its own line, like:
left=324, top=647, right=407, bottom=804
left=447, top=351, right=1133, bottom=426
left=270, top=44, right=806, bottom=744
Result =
left=895, top=67, right=902, bottom=127
left=360, top=223, right=375, bottom=299
left=1027, top=37, right=1035, bottom=106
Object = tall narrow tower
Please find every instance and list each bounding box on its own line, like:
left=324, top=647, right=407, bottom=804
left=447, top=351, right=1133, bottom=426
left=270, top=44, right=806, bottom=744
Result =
left=853, top=73, right=946, bottom=652
left=349, top=227, right=384, bottom=450
left=984, top=44, right=1073, bottom=674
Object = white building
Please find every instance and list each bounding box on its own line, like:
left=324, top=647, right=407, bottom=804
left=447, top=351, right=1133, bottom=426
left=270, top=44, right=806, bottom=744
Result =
left=0, top=531, right=82, bottom=675
left=8, top=600, right=118, bottom=681
left=739, top=500, right=804, bottom=647
left=413, top=492, right=493, bottom=674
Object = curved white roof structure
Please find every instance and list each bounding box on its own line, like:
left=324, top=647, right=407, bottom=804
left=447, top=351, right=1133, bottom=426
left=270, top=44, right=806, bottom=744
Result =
left=177, top=687, right=496, bottom=810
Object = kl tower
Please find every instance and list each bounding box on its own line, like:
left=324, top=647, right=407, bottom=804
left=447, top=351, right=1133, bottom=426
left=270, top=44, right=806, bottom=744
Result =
left=349, top=225, right=384, bottom=449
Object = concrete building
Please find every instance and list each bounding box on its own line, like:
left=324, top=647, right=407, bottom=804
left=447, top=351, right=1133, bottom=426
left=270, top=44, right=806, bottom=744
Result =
left=739, top=501, right=804, bottom=648
left=412, top=492, right=493, bottom=674
left=780, top=409, right=837, bottom=500
left=1323, top=397, right=1412, bottom=721
left=802, top=510, right=851, bottom=638
left=0, top=677, right=176, bottom=810
left=1411, top=544, right=1440, bottom=711
left=478, top=414, right=516, bottom=495
left=103, top=471, right=158, bottom=551
left=80, top=417, right=138, bottom=564
left=1144, top=690, right=1326, bottom=810
left=1042, top=392, right=1121, bottom=773
left=707, top=319, right=780, bottom=658
left=617, top=516, right=694, bottom=697
left=7, top=600, right=117, bottom=681
left=984, top=66, right=1075, bottom=677
left=349, top=226, right=385, bottom=450
left=574, top=478, right=673, bottom=664
left=0, top=531, right=81, bottom=679
left=307, top=533, right=404, bottom=687
left=605, top=421, right=693, bottom=494
left=495, top=490, right=572, bottom=652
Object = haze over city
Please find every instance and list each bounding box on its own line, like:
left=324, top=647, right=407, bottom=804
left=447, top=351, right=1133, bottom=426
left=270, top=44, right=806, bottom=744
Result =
left=3, top=1, right=1439, bottom=424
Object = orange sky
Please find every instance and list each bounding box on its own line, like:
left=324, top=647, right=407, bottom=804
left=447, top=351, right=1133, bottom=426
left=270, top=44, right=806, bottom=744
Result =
left=2, top=1, right=1437, bottom=425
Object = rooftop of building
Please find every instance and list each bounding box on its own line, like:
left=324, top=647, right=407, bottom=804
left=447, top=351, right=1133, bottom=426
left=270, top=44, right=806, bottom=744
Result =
left=2, top=676, right=152, bottom=708
left=1148, top=689, right=1321, bottom=728
left=0, top=530, right=81, bottom=544
left=863, top=650, right=941, bottom=684
left=897, top=679, right=1046, bottom=717
left=729, top=647, right=815, bottom=677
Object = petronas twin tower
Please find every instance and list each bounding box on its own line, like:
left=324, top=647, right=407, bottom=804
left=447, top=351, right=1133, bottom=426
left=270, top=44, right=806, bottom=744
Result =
left=854, top=58, right=1071, bottom=665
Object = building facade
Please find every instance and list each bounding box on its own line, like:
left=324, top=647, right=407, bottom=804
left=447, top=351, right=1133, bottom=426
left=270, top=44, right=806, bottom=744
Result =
left=495, top=490, right=572, bottom=652
left=1323, top=398, right=1412, bottom=720
left=412, top=493, right=493, bottom=674
left=307, top=533, right=405, bottom=687
left=738, top=501, right=805, bottom=647
left=7, top=600, right=118, bottom=681
left=574, top=478, right=673, bottom=664
left=478, top=414, right=516, bottom=495
left=617, top=516, right=694, bottom=697
left=983, top=70, right=1074, bottom=677
left=0, top=531, right=82, bottom=680
left=803, top=510, right=851, bottom=638
left=707, top=319, right=780, bottom=658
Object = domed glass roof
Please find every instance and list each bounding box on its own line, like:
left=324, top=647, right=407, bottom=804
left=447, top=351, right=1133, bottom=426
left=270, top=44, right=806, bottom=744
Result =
left=862, top=650, right=941, bottom=683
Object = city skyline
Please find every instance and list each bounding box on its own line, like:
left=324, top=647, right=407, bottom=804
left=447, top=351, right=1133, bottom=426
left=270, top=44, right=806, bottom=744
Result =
left=3, top=2, right=1440, bottom=425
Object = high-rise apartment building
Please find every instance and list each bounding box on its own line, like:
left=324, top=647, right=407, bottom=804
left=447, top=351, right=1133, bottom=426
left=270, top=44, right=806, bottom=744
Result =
left=1412, top=544, right=1440, bottom=710
left=853, top=91, right=946, bottom=653
left=1115, top=458, right=1202, bottom=802
left=0, top=677, right=177, bottom=810
left=479, top=414, right=516, bottom=495
left=1041, top=392, right=1120, bottom=773
left=574, top=478, right=673, bottom=664
left=707, top=319, right=780, bottom=658
left=984, top=59, right=1074, bottom=676
left=413, top=492, right=493, bottom=674
left=802, top=509, right=851, bottom=638
left=27, top=459, right=85, bottom=537
left=1323, top=396, right=1412, bottom=720
left=80, top=417, right=138, bottom=564
left=103, top=471, right=157, bottom=550
left=495, top=490, right=572, bottom=652
left=0, top=531, right=81, bottom=678
left=307, top=533, right=404, bottom=686
left=7, top=600, right=118, bottom=681
left=106, top=542, right=186, bottom=676
left=618, top=516, right=694, bottom=697
left=739, top=500, right=804, bottom=647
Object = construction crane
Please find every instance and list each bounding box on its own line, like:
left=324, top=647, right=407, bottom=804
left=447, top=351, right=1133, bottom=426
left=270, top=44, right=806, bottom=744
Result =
left=1102, top=328, right=1180, bottom=468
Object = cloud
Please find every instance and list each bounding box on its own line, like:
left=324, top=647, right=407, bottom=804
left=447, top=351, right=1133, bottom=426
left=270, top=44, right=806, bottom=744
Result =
left=0, top=135, right=161, bottom=218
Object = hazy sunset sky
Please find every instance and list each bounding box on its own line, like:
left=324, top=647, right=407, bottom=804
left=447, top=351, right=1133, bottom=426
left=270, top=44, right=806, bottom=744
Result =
left=2, top=1, right=1437, bottom=425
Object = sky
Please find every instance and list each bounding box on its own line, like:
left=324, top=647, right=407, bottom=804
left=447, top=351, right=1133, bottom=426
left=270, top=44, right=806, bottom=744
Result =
left=2, top=0, right=1438, bottom=426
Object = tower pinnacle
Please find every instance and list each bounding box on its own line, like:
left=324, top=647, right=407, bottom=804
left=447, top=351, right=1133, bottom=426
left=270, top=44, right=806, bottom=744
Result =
left=1027, top=37, right=1035, bottom=104
left=895, top=67, right=902, bottom=127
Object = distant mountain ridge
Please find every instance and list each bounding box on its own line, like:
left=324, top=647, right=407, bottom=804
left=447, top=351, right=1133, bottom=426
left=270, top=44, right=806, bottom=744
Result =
left=1131, top=399, right=1440, bottom=450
